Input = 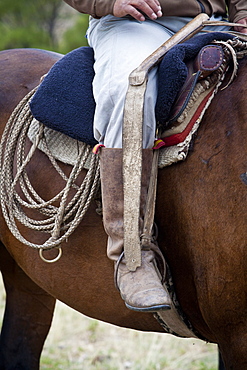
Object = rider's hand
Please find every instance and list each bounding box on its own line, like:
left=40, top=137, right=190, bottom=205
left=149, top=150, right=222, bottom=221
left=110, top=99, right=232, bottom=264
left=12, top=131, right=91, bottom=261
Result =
left=234, top=17, right=247, bottom=34
left=113, top=0, right=162, bottom=21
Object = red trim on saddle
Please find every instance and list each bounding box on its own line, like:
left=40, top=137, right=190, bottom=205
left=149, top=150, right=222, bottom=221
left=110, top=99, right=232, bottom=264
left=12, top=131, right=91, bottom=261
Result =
left=153, top=88, right=215, bottom=149
left=92, top=144, right=105, bottom=154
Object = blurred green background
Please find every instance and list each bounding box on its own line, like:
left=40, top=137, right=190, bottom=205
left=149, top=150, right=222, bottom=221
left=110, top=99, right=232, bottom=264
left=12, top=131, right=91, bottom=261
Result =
left=0, top=0, right=89, bottom=54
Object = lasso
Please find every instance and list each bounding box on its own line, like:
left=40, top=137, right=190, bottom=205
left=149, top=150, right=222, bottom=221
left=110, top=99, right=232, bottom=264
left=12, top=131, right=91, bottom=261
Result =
left=0, top=87, right=100, bottom=261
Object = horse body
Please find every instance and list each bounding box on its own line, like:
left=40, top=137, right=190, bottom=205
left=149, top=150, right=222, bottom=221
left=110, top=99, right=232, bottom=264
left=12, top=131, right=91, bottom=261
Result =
left=0, top=48, right=246, bottom=369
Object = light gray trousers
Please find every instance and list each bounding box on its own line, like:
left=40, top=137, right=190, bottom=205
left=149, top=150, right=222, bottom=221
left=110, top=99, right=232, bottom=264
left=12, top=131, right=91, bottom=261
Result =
left=87, top=15, right=230, bottom=148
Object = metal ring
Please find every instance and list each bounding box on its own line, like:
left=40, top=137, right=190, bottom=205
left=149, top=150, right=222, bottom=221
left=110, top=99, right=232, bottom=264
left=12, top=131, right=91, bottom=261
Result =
left=39, top=247, right=62, bottom=263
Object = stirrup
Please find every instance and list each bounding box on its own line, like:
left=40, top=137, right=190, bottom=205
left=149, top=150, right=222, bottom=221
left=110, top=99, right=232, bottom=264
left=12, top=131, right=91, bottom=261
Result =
left=114, top=251, right=125, bottom=291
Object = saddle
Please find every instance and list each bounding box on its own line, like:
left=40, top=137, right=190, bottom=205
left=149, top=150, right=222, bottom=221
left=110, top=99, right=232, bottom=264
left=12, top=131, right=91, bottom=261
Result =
left=29, top=32, right=234, bottom=147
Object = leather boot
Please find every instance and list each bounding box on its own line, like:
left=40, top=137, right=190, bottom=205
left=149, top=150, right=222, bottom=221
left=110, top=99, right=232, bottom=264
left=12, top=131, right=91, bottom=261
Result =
left=100, top=148, right=172, bottom=312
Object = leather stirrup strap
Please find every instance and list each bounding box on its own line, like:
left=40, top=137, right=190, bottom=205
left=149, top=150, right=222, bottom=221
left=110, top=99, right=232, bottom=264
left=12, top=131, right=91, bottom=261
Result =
left=122, top=14, right=210, bottom=271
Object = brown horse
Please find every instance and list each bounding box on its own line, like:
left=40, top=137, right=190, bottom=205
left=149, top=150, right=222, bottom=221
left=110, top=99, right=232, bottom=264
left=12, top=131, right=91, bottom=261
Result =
left=0, top=48, right=246, bottom=370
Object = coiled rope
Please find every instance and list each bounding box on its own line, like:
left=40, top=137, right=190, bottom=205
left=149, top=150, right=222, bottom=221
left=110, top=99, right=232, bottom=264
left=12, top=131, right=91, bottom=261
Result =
left=0, top=87, right=100, bottom=254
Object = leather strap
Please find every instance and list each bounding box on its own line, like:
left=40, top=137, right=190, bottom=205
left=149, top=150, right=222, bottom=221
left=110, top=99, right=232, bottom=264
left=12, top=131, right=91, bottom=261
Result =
left=122, top=14, right=210, bottom=271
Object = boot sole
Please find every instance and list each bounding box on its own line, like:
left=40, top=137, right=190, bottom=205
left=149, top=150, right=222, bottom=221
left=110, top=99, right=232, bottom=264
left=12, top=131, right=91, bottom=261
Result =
left=125, top=302, right=171, bottom=313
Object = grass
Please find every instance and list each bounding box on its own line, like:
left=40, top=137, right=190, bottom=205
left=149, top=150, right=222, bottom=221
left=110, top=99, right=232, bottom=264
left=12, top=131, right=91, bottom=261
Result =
left=0, top=276, right=219, bottom=369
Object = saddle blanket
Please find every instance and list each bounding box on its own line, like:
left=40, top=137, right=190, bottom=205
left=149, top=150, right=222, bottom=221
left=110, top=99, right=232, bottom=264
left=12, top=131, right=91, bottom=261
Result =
left=29, top=32, right=234, bottom=146
left=28, top=53, right=230, bottom=170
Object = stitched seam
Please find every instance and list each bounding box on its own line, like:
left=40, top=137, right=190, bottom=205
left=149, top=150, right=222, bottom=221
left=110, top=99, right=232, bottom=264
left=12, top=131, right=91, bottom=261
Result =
left=199, top=46, right=223, bottom=70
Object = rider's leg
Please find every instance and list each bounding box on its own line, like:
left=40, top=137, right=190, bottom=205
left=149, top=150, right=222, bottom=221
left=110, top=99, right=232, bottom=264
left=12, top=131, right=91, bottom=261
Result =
left=88, top=16, right=175, bottom=311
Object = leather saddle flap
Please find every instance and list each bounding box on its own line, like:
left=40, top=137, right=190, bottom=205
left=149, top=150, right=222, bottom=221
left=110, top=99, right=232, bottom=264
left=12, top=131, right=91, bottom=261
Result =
left=167, top=44, right=224, bottom=124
